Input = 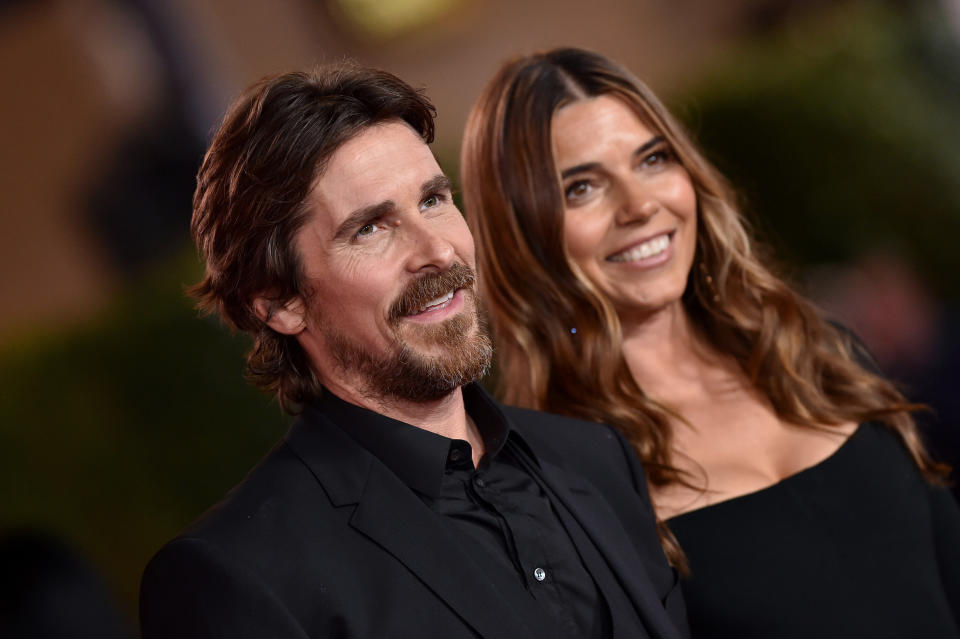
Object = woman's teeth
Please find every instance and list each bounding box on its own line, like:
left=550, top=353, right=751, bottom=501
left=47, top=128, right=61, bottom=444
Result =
left=418, top=290, right=455, bottom=313
left=608, top=234, right=670, bottom=262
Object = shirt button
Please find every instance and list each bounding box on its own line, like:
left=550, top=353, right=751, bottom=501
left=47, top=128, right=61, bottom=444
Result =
left=533, top=567, right=546, bottom=582
left=448, top=448, right=462, bottom=462
left=474, top=476, right=486, bottom=488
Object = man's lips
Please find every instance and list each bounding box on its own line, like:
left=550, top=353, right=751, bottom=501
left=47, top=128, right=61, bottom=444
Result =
left=403, top=288, right=465, bottom=323
left=388, top=262, right=475, bottom=322
left=415, top=289, right=455, bottom=314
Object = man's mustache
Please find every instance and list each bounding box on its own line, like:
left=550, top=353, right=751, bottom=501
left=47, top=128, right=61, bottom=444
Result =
left=388, top=262, right=475, bottom=322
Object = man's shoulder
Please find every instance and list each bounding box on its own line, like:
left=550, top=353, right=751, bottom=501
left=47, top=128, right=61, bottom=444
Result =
left=176, top=406, right=371, bottom=544
left=500, top=402, right=624, bottom=452
left=142, top=430, right=355, bottom=615
left=497, top=402, right=642, bottom=485
left=169, top=439, right=329, bottom=548
left=139, top=433, right=363, bottom=638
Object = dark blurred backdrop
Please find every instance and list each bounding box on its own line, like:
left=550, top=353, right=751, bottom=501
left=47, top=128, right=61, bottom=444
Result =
left=1, top=0, right=958, bottom=632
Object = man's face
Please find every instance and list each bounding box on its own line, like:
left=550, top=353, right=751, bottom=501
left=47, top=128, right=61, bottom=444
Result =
left=292, top=120, right=490, bottom=402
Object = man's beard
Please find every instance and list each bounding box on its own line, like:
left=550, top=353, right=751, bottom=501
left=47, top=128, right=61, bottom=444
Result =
left=320, top=263, right=493, bottom=403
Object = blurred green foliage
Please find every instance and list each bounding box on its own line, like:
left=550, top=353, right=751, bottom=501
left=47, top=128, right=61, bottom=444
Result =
left=673, top=3, right=960, bottom=295
left=0, top=249, right=286, bottom=613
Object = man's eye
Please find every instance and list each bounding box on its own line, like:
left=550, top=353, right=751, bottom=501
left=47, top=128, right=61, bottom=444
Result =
left=357, top=223, right=379, bottom=237
left=421, top=193, right=445, bottom=210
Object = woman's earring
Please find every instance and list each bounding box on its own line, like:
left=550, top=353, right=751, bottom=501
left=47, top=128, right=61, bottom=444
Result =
left=698, top=262, right=721, bottom=303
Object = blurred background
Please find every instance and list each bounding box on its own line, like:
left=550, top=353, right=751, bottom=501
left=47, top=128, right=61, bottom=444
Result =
left=1, top=0, right=958, bottom=634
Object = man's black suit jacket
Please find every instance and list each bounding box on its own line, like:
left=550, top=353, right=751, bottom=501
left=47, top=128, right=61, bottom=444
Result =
left=140, top=388, right=689, bottom=638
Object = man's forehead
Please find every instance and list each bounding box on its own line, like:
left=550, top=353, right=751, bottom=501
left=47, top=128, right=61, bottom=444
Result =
left=304, top=121, right=440, bottom=228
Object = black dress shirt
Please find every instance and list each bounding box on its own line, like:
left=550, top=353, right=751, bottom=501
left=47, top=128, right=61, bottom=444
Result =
left=319, top=384, right=611, bottom=638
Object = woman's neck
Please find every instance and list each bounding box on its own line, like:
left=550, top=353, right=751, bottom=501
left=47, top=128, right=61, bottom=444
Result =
left=619, top=303, right=730, bottom=403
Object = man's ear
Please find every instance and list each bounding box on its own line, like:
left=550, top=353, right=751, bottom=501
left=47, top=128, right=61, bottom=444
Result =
left=253, top=296, right=307, bottom=336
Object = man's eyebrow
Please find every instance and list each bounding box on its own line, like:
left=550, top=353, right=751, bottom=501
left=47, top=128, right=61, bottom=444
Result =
left=559, top=136, right=666, bottom=180
left=333, top=200, right=396, bottom=241
left=331, top=175, right=451, bottom=242
left=421, top=174, right=452, bottom=198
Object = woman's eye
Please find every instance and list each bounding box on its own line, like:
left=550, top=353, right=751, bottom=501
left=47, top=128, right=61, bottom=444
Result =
left=642, top=149, right=671, bottom=167
left=565, top=181, right=592, bottom=201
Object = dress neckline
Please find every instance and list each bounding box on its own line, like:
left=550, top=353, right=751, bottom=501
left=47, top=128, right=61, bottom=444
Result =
left=667, top=423, right=867, bottom=524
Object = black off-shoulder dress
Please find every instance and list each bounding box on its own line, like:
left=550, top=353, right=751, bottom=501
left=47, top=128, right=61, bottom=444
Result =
left=669, top=421, right=960, bottom=638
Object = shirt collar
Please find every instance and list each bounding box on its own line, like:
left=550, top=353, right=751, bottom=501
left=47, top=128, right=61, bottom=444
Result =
left=310, top=383, right=533, bottom=499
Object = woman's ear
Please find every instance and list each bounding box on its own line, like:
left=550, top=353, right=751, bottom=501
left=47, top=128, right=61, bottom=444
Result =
left=253, top=296, right=307, bottom=336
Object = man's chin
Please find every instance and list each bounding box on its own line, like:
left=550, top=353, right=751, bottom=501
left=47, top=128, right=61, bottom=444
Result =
left=396, top=310, right=477, bottom=352
left=325, top=310, right=492, bottom=404
left=370, top=331, right=492, bottom=403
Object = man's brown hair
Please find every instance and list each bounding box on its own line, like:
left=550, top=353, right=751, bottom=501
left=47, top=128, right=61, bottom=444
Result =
left=189, top=63, right=437, bottom=412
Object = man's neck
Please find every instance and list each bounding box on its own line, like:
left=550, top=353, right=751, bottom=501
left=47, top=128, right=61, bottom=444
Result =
left=324, top=380, right=485, bottom=460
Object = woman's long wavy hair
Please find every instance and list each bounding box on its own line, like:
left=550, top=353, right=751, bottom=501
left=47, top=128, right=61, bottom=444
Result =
left=460, top=47, right=946, bottom=568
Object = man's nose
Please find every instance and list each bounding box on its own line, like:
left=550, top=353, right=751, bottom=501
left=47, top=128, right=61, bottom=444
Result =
left=402, top=215, right=456, bottom=273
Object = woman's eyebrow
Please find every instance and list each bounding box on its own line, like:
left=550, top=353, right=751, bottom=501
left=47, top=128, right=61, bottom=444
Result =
left=632, top=136, right=665, bottom=159
left=559, top=136, right=666, bottom=179
left=560, top=162, right=600, bottom=180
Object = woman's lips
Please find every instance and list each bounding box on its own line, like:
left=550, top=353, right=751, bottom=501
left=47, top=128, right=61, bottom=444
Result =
left=607, top=232, right=672, bottom=263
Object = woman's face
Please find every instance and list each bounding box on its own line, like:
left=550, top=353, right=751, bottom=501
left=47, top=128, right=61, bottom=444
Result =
left=553, top=95, right=698, bottom=322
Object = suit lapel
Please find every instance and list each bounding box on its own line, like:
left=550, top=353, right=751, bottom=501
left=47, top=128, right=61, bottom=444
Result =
left=351, top=462, right=558, bottom=639
left=534, top=458, right=683, bottom=639
left=286, top=410, right=545, bottom=639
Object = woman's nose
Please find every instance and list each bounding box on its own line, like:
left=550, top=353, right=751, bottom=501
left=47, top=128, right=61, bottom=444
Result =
left=615, top=181, right=659, bottom=226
